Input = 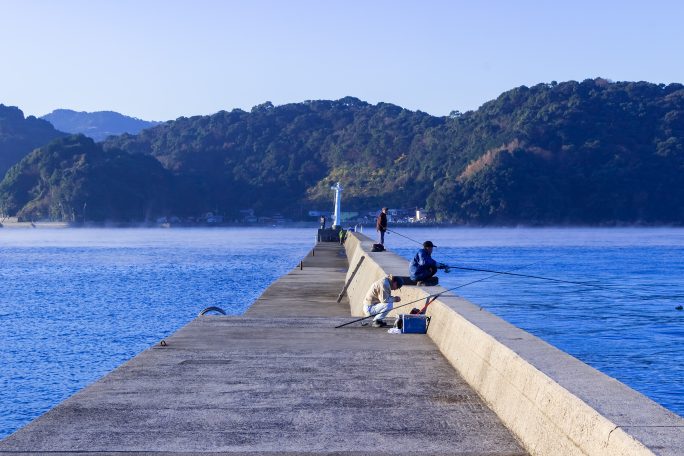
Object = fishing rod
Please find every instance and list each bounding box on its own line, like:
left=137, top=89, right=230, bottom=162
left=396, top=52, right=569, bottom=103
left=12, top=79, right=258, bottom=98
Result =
left=388, top=227, right=630, bottom=295
left=335, top=292, right=439, bottom=328
left=437, top=263, right=602, bottom=289
left=334, top=257, right=553, bottom=329
left=387, top=227, right=672, bottom=303
left=386, top=228, right=423, bottom=245
left=436, top=263, right=669, bottom=302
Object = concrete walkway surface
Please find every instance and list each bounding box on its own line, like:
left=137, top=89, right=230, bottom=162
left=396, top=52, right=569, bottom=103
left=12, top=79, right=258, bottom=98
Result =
left=0, top=242, right=526, bottom=455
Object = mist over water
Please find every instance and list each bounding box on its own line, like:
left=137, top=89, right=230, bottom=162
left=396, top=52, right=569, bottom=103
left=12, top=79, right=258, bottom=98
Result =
left=1, top=227, right=682, bottom=440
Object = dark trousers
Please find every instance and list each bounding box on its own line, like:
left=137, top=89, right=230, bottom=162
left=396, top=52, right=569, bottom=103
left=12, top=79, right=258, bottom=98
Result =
left=412, top=266, right=437, bottom=281
left=378, top=230, right=385, bottom=245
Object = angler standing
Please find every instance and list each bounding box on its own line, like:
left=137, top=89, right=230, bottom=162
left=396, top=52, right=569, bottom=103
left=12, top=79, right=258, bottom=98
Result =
left=363, top=275, right=403, bottom=327
left=376, top=207, right=388, bottom=245
left=409, top=240, right=439, bottom=286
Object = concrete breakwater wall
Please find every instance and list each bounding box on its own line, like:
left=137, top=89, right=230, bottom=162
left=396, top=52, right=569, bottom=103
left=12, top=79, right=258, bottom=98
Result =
left=343, top=232, right=683, bottom=456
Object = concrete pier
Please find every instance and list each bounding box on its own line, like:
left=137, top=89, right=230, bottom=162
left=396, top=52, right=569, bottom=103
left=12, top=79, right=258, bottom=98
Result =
left=341, top=233, right=684, bottom=456
left=3, top=234, right=682, bottom=455
left=0, top=241, right=527, bottom=455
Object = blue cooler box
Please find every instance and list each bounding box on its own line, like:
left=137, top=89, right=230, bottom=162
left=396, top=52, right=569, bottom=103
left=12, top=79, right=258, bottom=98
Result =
left=400, top=314, right=430, bottom=334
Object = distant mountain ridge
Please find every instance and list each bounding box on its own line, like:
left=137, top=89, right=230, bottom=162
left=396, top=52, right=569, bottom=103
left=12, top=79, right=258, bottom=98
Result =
left=0, top=104, right=66, bottom=179
left=41, top=109, right=160, bottom=141
left=2, top=79, right=684, bottom=224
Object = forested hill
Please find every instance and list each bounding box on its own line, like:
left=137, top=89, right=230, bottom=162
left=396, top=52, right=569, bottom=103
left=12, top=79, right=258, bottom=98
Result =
left=0, top=135, right=171, bottom=222
left=0, top=104, right=66, bottom=179
left=426, top=79, right=684, bottom=223
left=1, top=79, right=684, bottom=224
left=103, top=98, right=443, bottom=213
left=41, top=109, right=160, bottom=141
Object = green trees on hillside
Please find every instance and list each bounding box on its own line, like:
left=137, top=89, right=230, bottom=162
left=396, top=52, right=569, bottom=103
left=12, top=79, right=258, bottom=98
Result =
left=0, top=135, right=172, bottom=222
left=426, top=79, right=684, bottom=223
left=0, top=104, right=66, bottom=179
left=104, top=98, right=443, bottom=215
left=2, top=79, right=684, bottom=224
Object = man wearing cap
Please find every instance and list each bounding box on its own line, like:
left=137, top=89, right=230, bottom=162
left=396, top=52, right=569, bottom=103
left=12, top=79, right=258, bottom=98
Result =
left=409, top=241, right=438, bottom=285
left=363, top=274, right=403, bottom=327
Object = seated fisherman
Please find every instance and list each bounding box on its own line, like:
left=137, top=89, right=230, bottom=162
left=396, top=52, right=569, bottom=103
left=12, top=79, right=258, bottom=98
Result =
left=409, top=240, right=438, bottom=285
left=363, top=275, right=403, bottom=328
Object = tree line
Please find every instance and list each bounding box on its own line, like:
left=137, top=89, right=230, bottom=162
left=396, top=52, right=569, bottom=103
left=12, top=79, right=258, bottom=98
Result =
left=1, top=79, right=683, bottom=224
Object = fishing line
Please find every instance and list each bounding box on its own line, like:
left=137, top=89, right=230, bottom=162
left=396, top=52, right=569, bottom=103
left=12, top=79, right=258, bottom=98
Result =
left=334, top=285, right=463, bottom=329
left=334, top=256, right=552, bottom=328
left=438, top=264, right=601, bottom=288
left=387, top=227, right=664, bottom=302
left=386, top=228, right=423, bottom=246
left=437, top=263, right=672, bottom=302
left=388, top=227, right=605, bottom=289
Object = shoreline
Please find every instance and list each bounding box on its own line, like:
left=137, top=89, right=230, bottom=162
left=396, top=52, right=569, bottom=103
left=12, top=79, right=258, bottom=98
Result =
left=4, top=220, right=684, bottom=229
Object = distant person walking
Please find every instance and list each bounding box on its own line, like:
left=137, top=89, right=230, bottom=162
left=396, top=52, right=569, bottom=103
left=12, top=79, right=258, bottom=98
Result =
left=319, top=215, right=326, bottom=230
left=376, top=207, right=388, bottom=245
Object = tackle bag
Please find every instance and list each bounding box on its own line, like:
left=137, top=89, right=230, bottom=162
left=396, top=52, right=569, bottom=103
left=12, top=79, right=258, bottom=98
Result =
left=371, top=243, right=385, bottom=252
left=396, top=314, right=430, bottom=334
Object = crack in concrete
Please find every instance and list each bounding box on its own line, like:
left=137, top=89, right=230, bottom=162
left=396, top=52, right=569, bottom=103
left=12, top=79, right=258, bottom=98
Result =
left=606, top=425, right=620, bottom=447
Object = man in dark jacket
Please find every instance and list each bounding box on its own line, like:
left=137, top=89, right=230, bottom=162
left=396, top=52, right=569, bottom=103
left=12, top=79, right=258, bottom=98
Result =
left=376, top=207, right=388, bottom=245
left=409, top=240, right=438, bottom=285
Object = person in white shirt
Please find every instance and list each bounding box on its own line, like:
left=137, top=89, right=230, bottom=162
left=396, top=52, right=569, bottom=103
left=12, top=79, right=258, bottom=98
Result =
left=363, top=275, right=403, bottom=327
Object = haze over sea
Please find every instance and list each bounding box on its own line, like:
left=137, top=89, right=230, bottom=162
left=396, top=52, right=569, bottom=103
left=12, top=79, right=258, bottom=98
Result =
left=1, top=227, right=683, bottom=440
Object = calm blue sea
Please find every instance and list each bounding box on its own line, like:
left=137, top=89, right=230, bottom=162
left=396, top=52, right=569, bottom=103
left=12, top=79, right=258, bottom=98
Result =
left=1, top=227, right=683, bottom=439
left=389, top=227, right=684, bottom=418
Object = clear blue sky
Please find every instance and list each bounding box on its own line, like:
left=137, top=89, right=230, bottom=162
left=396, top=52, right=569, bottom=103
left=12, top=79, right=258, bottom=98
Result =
left=1, top=0, right=683, bottom=121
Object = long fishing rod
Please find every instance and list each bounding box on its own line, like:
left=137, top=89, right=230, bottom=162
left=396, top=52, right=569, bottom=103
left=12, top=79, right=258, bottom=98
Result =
left=437, top=263, right=671, bottom=302
left=388, top=227, right=629, bottom=294
left=438, top=264, right=602, bottom=288
left=335, top=295, right=433, bottom=329
left=387, top=227, right=673, bottom=303
left=334, top=256, right=553, bottom=329
left=386, top=228, right=423, bottom=245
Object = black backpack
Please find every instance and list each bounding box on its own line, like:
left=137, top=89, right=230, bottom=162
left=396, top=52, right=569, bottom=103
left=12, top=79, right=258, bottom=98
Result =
left=371, top=243, right=385, bottom=252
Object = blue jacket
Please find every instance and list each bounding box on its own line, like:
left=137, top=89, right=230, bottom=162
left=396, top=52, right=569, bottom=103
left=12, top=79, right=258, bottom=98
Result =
left=409, top=248, right=436, bottom=279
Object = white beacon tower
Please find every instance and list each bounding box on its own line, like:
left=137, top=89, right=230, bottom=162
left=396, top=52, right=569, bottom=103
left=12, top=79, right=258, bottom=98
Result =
left=331, top=182, right=343, bottom=228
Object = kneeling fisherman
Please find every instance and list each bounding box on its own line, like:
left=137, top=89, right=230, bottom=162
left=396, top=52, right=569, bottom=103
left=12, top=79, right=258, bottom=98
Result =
left=363, top=275, right=403, bottom=327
